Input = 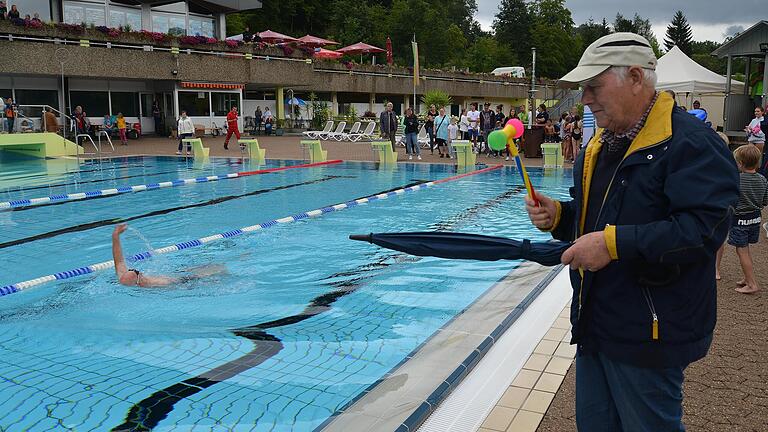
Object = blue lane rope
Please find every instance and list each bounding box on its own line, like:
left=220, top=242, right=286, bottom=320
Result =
left=0, top=160, right=344, bottom=210
left=0, top=165, right=502, bottom=296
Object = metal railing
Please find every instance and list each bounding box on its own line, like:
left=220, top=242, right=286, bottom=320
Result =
left=96, top=130, right=115, bottom=153
left=0, top=30, right=554, bottom=93
left=15, top=104, right=74, bottom=139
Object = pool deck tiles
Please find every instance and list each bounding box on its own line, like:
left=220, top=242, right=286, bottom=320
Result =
left=321, top=262, right=553, bottom=432
left=478, top=302, right=574, bottom=432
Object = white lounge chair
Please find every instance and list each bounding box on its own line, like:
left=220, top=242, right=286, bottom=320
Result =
left=323, top=121, right=347, bottom=140
left=417, top=125, right=430, bottom=148
left=339, top=121, right=361, bottom=141
left=303, top=120, right=333, bottom=139
left=348, top=121, right=377, bottom=142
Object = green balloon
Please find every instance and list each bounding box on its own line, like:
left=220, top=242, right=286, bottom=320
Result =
left=488, top=130, right=508, bottom=151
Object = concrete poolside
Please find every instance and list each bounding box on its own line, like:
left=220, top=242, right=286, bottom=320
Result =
left=56, top=134, right=768, bottom=431
left=70, top=133, right=550, bottom=167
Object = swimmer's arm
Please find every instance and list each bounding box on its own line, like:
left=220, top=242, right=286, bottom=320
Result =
left=138, top=275, right=177, bottom=287
left=112, top=224, right=129, bottom=278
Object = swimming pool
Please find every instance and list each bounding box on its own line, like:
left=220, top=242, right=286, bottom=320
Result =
left=0, top=156, right=572, bottom=431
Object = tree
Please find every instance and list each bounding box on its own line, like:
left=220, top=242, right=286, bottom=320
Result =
left=493, top=0, right=532, bottom=65
left=664, top=11, right=693, bottom=55
left=575, top=18, right=611, bottom=49
left=613, top=13, right=662, bottom=57
left=462, top=36, right=516, bottom=73
left=528, top=0, right=579, bottom=78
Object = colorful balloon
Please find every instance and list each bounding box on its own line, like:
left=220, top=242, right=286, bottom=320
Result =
left=488, top=130, right=508, bottom=151
left=506, top=118, right=524, bottom=139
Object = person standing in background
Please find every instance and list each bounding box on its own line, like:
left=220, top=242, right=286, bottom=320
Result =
left=4, top=97, right=16, bottom=133
left=403, top=107, right=421, bottom=160
left=459, top=108, right=469, bottom=140
left=254, top=106, right=262, bottom=135
left=116, top=113, right=128, bottom=146
left=223, top=106, right=240, bottom=150
left=152, top=100, right=162, bottom=136
left=425, top=104, right=438, bottom=154
left=433, top=106, right=450, bottom=158
left=44, top=107, right=58, bottom=133
left=379, top=102, right=398, bottom=152
left=176, top=110, right=195, bottom=154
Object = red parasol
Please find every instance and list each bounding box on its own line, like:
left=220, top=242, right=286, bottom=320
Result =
left=257, top=30, right=298, bottom=44
left=386, top=37, right=393, bottom=65
left=313, top=48, right=343, bottom=60
left=336, top=42, right=386, bottom=64
left=297, top=35, right=339, bottom=48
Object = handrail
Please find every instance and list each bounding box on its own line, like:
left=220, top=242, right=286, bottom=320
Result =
left=76, top=133, right=99, bottom=154
left=0, top=30, right=555, bottom=91
left=18, top=104, right=73, bottom=138
left=96, top=130, right=115, bottom=153
left=2, top=32, right=307, bottom=63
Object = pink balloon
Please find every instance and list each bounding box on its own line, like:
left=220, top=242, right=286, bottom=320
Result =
left=506, top=118, right=524, bottom=139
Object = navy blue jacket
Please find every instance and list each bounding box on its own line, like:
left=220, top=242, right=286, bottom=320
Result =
left=548, top=92, right=739, bottom=368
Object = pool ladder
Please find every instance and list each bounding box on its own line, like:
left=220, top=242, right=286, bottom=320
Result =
left=76, top=131, right=115, bottom=158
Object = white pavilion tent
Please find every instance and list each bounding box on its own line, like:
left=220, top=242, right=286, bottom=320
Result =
left=656, top=46, right=744, bottom=94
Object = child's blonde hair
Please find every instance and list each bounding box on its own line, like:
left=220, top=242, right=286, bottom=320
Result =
left=734, top=144, right=761, bottom=170
left=450, top=116, right=457, bottom=124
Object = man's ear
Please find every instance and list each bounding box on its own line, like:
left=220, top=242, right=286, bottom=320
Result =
left=629, top=66, right=645, bottom=93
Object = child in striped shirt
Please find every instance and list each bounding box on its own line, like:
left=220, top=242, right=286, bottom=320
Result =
left=729, top=144, right=768, bottom=294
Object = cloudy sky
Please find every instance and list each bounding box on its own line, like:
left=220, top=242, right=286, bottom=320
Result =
left=475, top=0, right=759, bottom=43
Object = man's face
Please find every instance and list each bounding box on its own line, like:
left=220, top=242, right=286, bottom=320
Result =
left=693, top=102, right=700, bottom=109
left=581, top=69, right=633, bottom=130
left=755, top=108, right=764, bottom=118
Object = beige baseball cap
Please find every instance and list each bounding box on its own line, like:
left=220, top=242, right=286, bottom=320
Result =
left=559, top=32, right=657, bottom=85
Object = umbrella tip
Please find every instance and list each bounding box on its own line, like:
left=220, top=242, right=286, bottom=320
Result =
left=349, top=234, right=372, bottom=243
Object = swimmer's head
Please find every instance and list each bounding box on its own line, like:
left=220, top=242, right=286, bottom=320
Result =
left=119, top=269, right=141, bottom=286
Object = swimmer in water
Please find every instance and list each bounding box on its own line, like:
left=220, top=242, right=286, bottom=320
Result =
left=112, top=223, right=225, bottom=287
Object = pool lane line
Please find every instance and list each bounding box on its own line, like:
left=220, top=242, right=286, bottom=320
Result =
left=0, top=175, right=353, bottom=249
left=0, top=165, right=502, bottom=297
left=1, top=169, right=198, bottom=195
left=0, top=159, right=343, bottom=210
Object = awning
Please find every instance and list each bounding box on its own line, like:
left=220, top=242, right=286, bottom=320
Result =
left=181, top=82, right=244, bottom=90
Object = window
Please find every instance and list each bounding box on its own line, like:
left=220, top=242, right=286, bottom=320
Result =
left=109, top=5, right=141, bottom=29
left=178, top=92, right=210, bottom=116
left=152, top=13, right=185, bottom=36
left=14, top=89, right=59, bottom=111
left=64, top=1, right=106, bottom=26
left=189, top=16, right=214, bottom=37
left=19, top=0, right=51, bottom=21
left=70, top=91, right=109, bottom=117
left=110, top=92, right=139, bottom=117
left=212, top=93, right=239, bottom=116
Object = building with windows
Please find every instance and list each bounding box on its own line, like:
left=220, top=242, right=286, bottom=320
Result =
left=0, top=0, right=552, bottom=136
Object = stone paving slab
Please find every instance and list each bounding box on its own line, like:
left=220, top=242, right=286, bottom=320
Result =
left=537, top=209, right=768, bottom=432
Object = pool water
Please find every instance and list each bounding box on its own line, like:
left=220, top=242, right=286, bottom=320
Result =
left=0, top=156, right=572, bottom=431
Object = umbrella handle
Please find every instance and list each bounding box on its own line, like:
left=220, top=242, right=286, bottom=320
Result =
left=349, top=234, right=373, bottom=243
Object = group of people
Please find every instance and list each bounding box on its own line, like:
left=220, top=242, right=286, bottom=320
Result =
left=380, top=103, right=460, bottom=160
left=0, top=1, right=43, bottom=24
left=175, top=105, right=273, bottom=154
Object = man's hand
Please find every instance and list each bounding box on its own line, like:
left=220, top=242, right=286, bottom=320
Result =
left=113, top=223, right=128, bottom=237
left=561, top=231, right=612, bottom=272
left=525, top=194, right=558, bottom=230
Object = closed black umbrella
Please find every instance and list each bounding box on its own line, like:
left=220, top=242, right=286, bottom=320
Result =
left=349, top=232, right=570, bottom=267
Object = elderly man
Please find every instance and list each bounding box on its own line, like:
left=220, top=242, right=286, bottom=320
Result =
left=526, top=33, right=738, bottom=431
left=379, top=102, right=398, bottom=152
